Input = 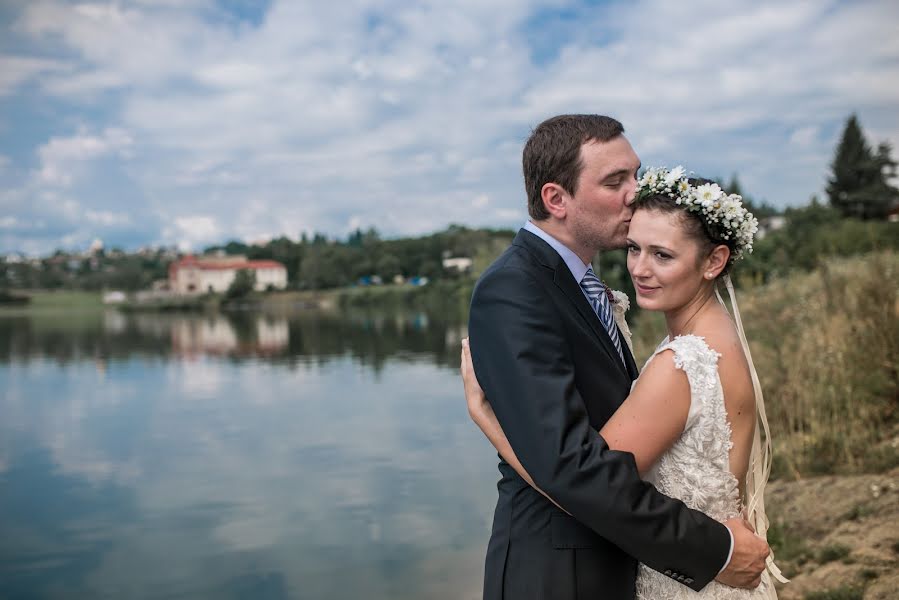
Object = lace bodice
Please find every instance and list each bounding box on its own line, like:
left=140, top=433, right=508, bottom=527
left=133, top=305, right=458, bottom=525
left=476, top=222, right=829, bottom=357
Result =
left=635, top=335, right=773, bottom=599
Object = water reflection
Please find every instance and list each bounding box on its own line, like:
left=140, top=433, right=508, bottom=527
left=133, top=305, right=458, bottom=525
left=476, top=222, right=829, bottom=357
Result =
left=0, top=308, right=468, bottom=369
left=0, top=308, right=490, bottom=600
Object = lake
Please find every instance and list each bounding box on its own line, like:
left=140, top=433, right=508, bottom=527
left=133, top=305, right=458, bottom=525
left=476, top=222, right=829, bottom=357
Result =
left=0, top=307, right=497, bottom=599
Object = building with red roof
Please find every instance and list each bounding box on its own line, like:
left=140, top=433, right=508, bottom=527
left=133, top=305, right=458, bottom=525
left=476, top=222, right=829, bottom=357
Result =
left=168, top=254, right=288, bottom=295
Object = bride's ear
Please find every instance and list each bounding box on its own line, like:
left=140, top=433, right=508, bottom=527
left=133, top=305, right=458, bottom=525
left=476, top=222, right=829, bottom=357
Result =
left=703, top=244, right=730, bottom=280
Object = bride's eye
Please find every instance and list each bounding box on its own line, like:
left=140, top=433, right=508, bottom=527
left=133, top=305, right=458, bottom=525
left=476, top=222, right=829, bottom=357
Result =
left=626, top=244, right=639, bottom=253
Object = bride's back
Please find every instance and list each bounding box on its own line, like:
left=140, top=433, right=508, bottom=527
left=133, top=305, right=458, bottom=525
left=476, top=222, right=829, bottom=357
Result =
left=693, top=305, right=756, bottom=498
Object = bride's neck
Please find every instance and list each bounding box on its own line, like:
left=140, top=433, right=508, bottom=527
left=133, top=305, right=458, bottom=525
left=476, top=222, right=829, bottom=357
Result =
left=664, top=287, right=719, bottom=338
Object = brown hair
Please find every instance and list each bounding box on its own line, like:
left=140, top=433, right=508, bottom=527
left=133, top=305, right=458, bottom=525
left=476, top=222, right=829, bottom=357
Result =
left=523, top=115, right=625, bottom=220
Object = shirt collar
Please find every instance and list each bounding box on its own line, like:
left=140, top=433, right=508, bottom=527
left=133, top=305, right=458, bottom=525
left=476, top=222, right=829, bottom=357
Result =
left=523, top=220, right=595, bottom=282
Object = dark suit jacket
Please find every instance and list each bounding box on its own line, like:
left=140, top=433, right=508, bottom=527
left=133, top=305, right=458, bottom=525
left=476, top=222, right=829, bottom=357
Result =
left=468, top=229, right=730, bottom=600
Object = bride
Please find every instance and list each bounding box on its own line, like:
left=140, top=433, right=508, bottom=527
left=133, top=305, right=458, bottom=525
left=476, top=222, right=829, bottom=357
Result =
left=461, top=167, right=787, bottom=598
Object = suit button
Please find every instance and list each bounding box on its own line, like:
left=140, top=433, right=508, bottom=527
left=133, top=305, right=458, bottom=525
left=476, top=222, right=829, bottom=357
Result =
left=685, top=578, right=694, bottom=585
left=664, top=569, right=672, bottom=576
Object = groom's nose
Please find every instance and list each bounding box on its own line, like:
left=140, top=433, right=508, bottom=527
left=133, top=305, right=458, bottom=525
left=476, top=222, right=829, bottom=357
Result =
left=623, top=179, right=637, bottom=206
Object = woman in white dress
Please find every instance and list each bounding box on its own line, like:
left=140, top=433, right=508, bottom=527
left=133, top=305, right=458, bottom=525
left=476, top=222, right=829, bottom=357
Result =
left=460, top=167, right=787, bottom=598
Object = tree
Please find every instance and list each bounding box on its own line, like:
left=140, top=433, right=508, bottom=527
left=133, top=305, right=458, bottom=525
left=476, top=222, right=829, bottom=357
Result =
left=225, top=269, right=256, bottom=299
left=826, top=114, right=899, bottom=219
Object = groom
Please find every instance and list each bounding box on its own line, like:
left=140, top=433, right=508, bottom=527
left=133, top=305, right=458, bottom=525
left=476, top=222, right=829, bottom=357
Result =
left=468, top=114, right=769, bottom=599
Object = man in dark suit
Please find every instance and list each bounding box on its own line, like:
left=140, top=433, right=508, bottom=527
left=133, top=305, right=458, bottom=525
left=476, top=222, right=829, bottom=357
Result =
left=468, top=114, right=769, bottom=599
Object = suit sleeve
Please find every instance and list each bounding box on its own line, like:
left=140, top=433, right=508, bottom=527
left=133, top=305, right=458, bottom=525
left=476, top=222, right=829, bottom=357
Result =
left=469, top=264, right=731, bottom=591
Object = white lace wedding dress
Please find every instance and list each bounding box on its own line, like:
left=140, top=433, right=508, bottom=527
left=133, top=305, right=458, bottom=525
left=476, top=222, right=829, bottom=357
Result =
left=634, top=335, right=774, bottom=599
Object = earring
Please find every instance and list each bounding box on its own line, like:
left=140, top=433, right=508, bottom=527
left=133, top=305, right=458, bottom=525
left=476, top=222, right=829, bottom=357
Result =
left=705, top=272, right=713, bottom=279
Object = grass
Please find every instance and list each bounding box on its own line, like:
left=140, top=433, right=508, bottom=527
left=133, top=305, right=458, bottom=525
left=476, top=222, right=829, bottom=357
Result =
left=841, top=504, right=873, bottom=521
left=817, top=544, right=851, bottom=564
left=804, top=586, right=864, bottom=600
left=0, top=289, right=103, bottom=313
left=767, top=520, right=813, bottom=575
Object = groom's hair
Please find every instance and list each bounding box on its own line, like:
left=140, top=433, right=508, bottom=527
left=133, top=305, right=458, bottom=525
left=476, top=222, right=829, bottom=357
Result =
left=523, top=114, right=624, bottom=220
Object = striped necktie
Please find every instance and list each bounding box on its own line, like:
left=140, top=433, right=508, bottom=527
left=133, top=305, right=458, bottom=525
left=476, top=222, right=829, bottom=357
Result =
left=580, top=267, right=626, bottom=365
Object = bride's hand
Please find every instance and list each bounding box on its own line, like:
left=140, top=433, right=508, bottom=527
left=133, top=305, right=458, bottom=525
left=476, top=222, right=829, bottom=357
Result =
left=460, top=338, right=490, bottom=419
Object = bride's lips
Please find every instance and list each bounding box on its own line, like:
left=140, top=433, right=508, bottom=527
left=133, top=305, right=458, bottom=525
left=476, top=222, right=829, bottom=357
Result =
left=635, top=283, right=659, bottom=295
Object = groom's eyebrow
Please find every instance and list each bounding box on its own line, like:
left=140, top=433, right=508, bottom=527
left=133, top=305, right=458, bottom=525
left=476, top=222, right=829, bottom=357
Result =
left=601, top=162, right=641, bottom=181
left=602, top=168, right=631, bottom=181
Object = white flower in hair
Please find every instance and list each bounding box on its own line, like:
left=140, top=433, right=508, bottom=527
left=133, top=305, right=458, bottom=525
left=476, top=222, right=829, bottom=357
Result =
left=664, top=166, right=685, bottom=186
left=634, top=165, right=759, bottom=263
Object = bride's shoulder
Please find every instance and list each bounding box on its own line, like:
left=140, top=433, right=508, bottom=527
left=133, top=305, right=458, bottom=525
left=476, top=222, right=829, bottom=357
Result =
left=695, top=315, right=744, bottom=362
left=659, top=334, right=721, bottom=367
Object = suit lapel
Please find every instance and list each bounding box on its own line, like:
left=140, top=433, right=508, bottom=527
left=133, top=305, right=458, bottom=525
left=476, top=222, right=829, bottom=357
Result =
left=623, top=341, right=639, bottom=380
left=514, top=230, right=629, bottom=377
left=553, top=266, right=630, bottom=377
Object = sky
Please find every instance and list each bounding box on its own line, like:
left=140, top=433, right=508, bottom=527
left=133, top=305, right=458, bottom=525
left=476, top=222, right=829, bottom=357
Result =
left=1, top=0, right=897, bottom=256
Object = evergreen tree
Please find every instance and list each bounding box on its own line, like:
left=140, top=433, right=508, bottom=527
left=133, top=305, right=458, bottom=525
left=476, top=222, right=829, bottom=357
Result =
left=826, top=114, right=899, bottom=219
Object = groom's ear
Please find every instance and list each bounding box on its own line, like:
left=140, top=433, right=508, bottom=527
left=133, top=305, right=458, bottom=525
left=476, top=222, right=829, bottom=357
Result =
left=541, top=182, right=569, bottom=219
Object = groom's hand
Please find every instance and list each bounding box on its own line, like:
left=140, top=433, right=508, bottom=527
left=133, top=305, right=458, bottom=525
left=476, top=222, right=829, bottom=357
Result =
left=716, top=517, right=770, bottom=589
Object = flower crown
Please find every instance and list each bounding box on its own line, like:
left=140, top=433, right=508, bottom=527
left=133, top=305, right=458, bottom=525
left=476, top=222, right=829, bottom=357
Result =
left=634, top=166, right=759, bottom=262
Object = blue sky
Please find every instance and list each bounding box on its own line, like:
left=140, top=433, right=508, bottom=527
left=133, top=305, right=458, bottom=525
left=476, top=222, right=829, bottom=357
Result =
left=1, top=0, right=897, bottom=255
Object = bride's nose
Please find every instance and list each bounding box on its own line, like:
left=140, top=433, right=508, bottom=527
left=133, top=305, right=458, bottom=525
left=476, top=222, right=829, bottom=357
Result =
left=629, top=252, right=650, bottom=278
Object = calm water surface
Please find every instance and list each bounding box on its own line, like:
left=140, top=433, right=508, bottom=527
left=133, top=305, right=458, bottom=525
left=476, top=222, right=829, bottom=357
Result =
left=0, top=308, right=496, bottom=599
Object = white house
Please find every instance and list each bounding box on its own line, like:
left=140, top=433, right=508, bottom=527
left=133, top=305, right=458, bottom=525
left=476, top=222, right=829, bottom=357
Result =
left=442, top=256, right=473, bottom=272
left=168, top=255, right=288, bottom=295
left=756, top=215, right=787, bottom=240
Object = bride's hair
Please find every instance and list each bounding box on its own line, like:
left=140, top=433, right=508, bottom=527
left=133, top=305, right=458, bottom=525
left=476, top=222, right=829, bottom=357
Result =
left=634, top=177, right=739, bottom=276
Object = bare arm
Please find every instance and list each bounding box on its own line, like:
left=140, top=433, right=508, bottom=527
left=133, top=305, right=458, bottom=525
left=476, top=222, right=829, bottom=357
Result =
left=598, top=349, right=690, bottom=473
left=462, top=339, right=690, bottom=479
left=460, top=339, right=567, bottom=513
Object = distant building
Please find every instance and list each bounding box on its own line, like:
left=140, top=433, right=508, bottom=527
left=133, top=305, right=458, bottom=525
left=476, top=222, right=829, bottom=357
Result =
left=102, top=291, right=127, bottom=304
left=168, top=255, right=288, bottom=295
left=888, top=205, right=899, bottom=223
left=442, top=257, right=473, bottom=272
left=756, top=215, right=786, bottom=240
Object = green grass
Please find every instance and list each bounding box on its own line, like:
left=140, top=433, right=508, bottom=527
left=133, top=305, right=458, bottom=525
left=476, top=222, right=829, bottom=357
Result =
left=0, top=290, right=103, bottom=313
left=841, top=504, right=873, bottom=521
left=817, top=544, right=851, bottom=564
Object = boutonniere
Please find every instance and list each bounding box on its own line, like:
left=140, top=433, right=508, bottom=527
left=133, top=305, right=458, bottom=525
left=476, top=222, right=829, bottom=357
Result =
left=607, top=289, right=633, bottom=352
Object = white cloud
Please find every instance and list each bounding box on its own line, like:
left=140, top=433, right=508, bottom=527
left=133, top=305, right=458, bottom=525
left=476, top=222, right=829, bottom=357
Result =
left=36, top=127, right=133, bottom=186
left=0, top=54, right=67, bottom=96
left=163, top=215, right=224, bottom=251
left=1, top=0, right=898, bottom=253
left=790, top=126, right=819, bottom=148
